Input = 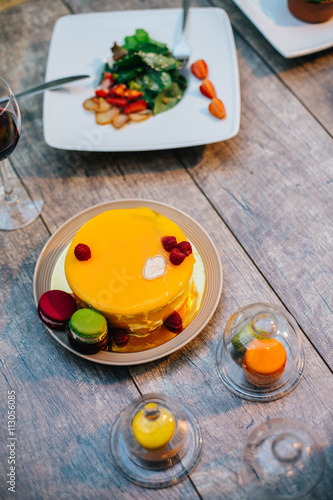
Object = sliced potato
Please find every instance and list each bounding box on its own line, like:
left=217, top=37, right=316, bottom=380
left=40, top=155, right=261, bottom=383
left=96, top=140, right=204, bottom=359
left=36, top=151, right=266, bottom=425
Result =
left=96, top=99, right=112, bottom=113
left=83, top=97, right=100, bottom=111
left=109, top=107, right=121, bottom=120
left=112, top=113, right=130, bottom=129
left=129, top=110, right=153, bottom=122
left=96, top=107, right=119, bottom=125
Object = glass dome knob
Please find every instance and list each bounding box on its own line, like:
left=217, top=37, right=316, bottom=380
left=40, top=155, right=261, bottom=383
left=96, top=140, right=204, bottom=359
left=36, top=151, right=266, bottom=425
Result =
left=272, top=432, right=303, bottom=463
left=144, top=402, right=161, bottom=420
left=250, top=312, right=278, bottom=338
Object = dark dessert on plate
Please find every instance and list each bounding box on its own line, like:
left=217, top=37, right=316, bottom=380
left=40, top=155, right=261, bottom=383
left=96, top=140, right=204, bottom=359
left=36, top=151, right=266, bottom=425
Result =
left=38, top=290, right=77, bottom=330
left=288, top=0, right=333, bottom=23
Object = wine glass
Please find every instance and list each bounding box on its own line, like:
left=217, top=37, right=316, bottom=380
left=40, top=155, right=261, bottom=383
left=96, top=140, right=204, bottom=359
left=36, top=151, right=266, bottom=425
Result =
left=0, top=78, right=43, bottom=230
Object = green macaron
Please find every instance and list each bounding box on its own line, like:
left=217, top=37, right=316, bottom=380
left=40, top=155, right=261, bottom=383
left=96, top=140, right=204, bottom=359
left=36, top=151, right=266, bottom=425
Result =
left=231, top=324, right=259, bottom=353
left=69, top=308, right=108, bottom=344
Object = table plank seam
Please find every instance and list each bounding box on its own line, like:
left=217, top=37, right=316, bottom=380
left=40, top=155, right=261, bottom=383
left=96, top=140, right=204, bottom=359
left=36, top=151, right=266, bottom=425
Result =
left=59, top=0, right=74, bottom=15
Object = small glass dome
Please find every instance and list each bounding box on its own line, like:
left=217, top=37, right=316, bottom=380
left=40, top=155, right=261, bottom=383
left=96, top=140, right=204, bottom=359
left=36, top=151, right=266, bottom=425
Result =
left=241, top=418, right=325, bottom=499
left=109, top=393, right=202, bottom=488
left=216, top=303, right=304, bottom=401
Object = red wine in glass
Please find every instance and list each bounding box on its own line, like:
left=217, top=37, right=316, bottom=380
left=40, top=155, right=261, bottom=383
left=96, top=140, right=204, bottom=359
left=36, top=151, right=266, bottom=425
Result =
left=0, top=108, right=20, bottom=161
left=0, top=78, right=43, bottom=230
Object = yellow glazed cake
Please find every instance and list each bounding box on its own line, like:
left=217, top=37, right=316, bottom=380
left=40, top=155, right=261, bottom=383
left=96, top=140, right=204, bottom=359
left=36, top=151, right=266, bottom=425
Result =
left=64, top=207, right=195, bottom=334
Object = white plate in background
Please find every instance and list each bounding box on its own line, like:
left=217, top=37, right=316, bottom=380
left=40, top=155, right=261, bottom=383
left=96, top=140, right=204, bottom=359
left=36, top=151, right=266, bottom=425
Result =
left=43, top=8, right=240, bottom=151
left=233, top=0, right=333, bottom=58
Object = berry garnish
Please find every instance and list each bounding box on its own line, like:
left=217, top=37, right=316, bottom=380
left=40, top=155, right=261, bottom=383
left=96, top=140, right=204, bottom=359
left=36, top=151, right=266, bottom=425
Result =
left=164, top=311, right=183, bottom=332
left=209, top=98, right=226, bottom=119
left=113, top=328, right=129, bottom=347
left=191, top=59, right=208, bottom=80
left=74, top=243, right=91, bottom=261
left=162, top=236, right=177, bottom=252
left=199, top=79, right=216, bottom=99
left=169, top=248, right=186, bottom=265
left=177, top=241, right=192, bottom=256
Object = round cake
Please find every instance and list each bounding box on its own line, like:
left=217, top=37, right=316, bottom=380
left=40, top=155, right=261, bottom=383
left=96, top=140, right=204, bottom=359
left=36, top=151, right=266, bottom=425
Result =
left=64, top=207, right=195, bottom=334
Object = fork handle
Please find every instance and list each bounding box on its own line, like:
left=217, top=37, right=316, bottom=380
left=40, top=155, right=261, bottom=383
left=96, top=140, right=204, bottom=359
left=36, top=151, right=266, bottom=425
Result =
left=182, top=0, right=192, bottom=32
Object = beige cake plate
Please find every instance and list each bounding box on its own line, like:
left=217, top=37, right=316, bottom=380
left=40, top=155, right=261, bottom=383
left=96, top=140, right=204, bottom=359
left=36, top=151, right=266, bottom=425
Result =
left=33, top=199, right=223, bottom=365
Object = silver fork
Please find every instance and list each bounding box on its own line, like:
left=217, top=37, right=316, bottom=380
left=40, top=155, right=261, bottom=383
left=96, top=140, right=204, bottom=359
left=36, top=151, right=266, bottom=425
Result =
left=173, top=0, right=192, bottom=68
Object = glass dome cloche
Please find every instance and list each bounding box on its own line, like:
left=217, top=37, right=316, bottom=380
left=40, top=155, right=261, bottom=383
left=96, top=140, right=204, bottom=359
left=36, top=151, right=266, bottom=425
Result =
left=109, top=393, right=202, bottom=488
left=241, top=418, right=325, bottom=499
left=216, top=303, right=304, bottom=401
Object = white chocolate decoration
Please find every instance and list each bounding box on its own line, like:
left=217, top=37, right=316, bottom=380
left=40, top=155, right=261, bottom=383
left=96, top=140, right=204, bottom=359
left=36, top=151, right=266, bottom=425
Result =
left=143, top=256, right=167, bottom=280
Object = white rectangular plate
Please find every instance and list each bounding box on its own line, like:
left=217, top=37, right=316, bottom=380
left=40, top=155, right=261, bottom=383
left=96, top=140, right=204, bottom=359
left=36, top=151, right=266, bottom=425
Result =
left=233, top=0, right=333, bottom=58
left=43, top=8, right=240, bottom=151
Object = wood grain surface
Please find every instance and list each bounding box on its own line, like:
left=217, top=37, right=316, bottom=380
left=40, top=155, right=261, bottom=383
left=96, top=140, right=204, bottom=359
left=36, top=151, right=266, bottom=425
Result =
left=0, top=0, right=27, bottom=13
left=0, top=0, right=332, bottom=499
left=176, top=33, right=333, bottom=368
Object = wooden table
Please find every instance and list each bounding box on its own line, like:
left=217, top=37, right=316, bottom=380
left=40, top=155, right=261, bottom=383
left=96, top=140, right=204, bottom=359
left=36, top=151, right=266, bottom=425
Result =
left=1, top=0, right=332, bottom=498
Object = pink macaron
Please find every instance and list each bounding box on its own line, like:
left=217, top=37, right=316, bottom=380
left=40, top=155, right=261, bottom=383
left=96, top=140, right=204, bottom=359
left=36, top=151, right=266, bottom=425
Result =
left=38, top=290, right=77, bottom=330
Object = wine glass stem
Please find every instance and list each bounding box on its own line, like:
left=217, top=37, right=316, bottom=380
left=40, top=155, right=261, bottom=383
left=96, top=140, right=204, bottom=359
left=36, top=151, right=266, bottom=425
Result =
left=0, top=159, right=16, bottom=203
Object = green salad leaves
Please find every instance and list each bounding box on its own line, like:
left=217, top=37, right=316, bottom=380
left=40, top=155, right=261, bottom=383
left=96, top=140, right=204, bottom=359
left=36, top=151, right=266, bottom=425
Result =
left=101, top=29, right=187, bottom=115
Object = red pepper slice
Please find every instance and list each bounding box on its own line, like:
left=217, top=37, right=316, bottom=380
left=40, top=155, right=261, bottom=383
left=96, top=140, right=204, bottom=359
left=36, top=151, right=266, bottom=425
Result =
left=123, top=100, right=148, bottom=114
left=95, top=89, right=110, bottom=98
left=95, top=74, right=114, bottom=97
left=106, top=97, right=128, bottom=107
left=124, top=89, right=143, bottom=100
left=112, top=84, right=127, bottom=97
left=104, top=72, right=114, bottom=82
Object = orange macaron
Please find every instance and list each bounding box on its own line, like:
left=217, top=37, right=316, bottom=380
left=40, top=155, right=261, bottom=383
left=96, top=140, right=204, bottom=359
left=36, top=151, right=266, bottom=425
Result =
left=243, top=338, right=287, bottom=387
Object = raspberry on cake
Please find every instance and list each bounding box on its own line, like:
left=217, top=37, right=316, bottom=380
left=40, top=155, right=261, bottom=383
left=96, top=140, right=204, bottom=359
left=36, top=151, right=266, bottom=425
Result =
left=74, top=243, right=91, bottom=261
left=161, top=236, right=177, bottom=252
left=64, top=207, right=195, bottom=335
left=113, top=328, right=129, bottom=347
left=169, top=248, right=186, bottom=266
left=177, top=241, right=192, bottom=256
left=164, top=311, right=183, bottom=332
